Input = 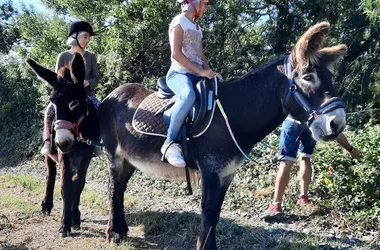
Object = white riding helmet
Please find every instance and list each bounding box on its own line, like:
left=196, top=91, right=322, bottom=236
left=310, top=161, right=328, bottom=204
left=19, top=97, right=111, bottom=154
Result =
left=177, top=0, right=215, bottom=5
left=177, top=0, right=201, bottom=14
left=177, top=0, right=215, bottom=18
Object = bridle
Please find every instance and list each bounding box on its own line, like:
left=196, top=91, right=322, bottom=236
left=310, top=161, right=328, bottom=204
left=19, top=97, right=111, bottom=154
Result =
left=282, top=56, right=346, bottom=126
left=53, top=99, right=93, bottom=145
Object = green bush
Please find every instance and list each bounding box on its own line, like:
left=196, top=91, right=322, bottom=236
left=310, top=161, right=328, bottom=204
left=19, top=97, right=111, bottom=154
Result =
left=312, top=125, right=380, bottom=228
left=0, top=54, right=42, bottom=161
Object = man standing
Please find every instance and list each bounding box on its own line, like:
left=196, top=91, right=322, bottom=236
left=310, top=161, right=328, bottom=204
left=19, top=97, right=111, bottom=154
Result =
left=261, top=115, right=360, bottom=218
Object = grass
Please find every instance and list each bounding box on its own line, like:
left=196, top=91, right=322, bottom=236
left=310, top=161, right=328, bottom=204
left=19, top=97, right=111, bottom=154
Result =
left=0, top=173, right=43, bottom=192
left=0, top=195, right=39, bottom=217
left=79, top=187, right=108, bottom=215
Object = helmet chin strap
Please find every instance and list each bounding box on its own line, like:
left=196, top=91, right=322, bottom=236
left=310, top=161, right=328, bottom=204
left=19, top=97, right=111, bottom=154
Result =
left=75, top=32, right=84, bottom=49
left=184, top=0, right=200, bottom=30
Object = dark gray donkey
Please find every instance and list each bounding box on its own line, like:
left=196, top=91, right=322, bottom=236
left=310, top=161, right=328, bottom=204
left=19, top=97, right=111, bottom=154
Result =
left=27, top=53, right=100, bottom=237
left=98, top=22, right=347, bottom=249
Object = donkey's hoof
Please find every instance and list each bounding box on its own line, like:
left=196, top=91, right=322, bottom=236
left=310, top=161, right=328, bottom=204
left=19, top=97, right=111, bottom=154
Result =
left=41, top=203, right=53, bottom=216
left=40, top=211, right=50, bottom=217
left=108, top=233, right=126, bottom=244
left=59, top=227, right=71, bottom=238
left=59, top=231, right=70, bottom=238
left=72, top=224, right=80, bottom=231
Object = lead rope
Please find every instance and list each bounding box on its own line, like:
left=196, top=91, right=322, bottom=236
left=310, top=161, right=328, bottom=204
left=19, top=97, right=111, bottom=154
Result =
left=215, top=99, right=265, bottom=166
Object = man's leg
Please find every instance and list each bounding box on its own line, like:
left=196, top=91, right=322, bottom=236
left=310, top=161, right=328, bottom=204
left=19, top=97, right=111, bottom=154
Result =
left=261, top=117, right=301, bottom=219
left=298, top=127, right=316, bottom=205
left=273, top=160, right=294, bottom=203
left=299, top=157, right=312, bottom=198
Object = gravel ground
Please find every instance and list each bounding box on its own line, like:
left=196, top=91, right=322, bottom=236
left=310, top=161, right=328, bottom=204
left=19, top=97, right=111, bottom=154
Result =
left=0, top=156, right=379, bottom=250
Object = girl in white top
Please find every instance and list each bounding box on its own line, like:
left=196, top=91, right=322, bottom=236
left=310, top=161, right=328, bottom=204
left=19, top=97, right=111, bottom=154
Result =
left=161, top=0, right=215, bottom=168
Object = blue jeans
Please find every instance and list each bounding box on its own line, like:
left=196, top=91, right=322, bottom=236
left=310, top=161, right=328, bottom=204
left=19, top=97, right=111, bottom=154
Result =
left=88, top=95, right=100, bottom=109
left=279, top=115, right=316, bottom=162
left=166, top=70, right=202, bottom=142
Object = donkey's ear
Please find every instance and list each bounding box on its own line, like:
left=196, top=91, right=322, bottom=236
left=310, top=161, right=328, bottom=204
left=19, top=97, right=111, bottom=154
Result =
left=26, top=59, right=57, bottom=88
left=291, top=22, right=331, bottom=73
left=317, top=44, right=348, bottom=71
left=70, top=53, right=85, bottom=84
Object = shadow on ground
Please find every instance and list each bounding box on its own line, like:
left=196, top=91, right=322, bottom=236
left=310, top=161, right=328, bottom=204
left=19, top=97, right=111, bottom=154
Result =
left=112, top=211, right=367, bottom=250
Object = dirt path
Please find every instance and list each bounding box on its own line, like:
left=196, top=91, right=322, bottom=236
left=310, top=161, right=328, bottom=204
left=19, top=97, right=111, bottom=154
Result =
left=0, top=157, right=378, bottom=250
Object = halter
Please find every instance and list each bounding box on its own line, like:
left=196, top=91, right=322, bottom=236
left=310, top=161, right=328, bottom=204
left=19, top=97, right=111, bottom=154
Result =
left=54, top=116, right=85, bottom=140
left=282, top=56, right=345, bottom=126
left=52, top=99, right=96, bottom=146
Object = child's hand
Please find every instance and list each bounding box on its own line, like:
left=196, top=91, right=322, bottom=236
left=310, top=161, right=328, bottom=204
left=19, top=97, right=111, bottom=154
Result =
left=200, top=69, right=215, bottom=79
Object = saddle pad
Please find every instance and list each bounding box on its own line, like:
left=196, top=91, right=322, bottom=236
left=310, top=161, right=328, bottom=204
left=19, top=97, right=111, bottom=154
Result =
left=132, top=93, right=171, bottom=137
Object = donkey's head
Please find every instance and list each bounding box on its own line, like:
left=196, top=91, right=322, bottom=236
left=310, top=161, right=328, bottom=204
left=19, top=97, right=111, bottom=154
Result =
left=284, top=22, right=347, bottom=141
left=27, top=53, right=88, bottom=153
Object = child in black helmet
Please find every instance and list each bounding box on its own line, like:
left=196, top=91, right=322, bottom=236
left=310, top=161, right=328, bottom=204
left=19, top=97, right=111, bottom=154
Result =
left=41, top=21, right=99, bottom=155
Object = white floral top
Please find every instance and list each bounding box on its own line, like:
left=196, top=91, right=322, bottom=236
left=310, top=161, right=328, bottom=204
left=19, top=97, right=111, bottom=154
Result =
left=169, top=14, right=203, bottom=75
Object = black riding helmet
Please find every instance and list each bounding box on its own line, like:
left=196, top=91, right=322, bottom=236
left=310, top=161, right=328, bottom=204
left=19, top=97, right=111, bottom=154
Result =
left=68, top=21, right=96, bottom=37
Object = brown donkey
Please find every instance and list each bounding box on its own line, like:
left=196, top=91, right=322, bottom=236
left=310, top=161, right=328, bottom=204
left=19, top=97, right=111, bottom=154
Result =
left=98, top=22, right=348, bottom=249
left=27, top=53, right=100, bottom=237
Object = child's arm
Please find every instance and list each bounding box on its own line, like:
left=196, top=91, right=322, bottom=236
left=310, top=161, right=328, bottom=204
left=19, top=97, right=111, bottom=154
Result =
left=85, top=53, right=99, bottom=90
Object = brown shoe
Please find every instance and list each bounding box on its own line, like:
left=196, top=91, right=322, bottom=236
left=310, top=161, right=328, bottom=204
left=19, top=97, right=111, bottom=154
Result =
left=260, top=203, right=283, bottom=219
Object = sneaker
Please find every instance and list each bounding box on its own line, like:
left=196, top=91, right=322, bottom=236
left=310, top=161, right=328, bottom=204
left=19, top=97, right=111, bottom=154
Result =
left=40, top=139, right=52, bottom=155
left=297, top=195, right=310, bottom=206
left=161, top=142, right=186, bottom=168
left=260, top=203, right=283, bottom=219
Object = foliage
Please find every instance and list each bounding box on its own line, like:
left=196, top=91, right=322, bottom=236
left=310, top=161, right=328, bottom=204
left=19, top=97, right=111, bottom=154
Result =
left=228, top=125, right=380, bottom=229
left=0, top=54, right=42, bottom=160
left=312, top=125, right=380, bottom=228
left=361, top=0, right=380, bottom=24
left=0, top=2, right=19, bottom=53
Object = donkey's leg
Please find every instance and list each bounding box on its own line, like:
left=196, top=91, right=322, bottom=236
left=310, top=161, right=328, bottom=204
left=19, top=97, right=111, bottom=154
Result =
left=106, top=155, right=136, bottom=243
left=41, top=155, right=57, bottom=216
left=196, top=172, right=235, bottom=250
left=71, top=152, right=92, bottom=230
left=59, top=155, right=73, bottom=237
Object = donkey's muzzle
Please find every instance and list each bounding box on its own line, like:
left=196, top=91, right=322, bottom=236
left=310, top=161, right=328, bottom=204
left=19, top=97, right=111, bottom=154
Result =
left=316, top=97, right=345, bottom=116
left=55, top=138, right=74, bottom=154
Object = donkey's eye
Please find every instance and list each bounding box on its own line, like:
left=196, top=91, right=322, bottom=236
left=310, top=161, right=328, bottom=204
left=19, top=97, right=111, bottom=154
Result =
left=303, top=75, right=313, bottom=81
left=69, top=100, right=79, bottom=111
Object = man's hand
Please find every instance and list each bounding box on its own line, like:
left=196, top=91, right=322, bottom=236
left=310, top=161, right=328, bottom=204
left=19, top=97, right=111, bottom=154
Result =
left=349, top=147, right=360, bottom=158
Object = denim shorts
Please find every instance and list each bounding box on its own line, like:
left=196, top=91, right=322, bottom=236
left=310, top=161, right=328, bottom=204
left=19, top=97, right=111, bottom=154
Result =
left=278, top=116, right=316, bottom=162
